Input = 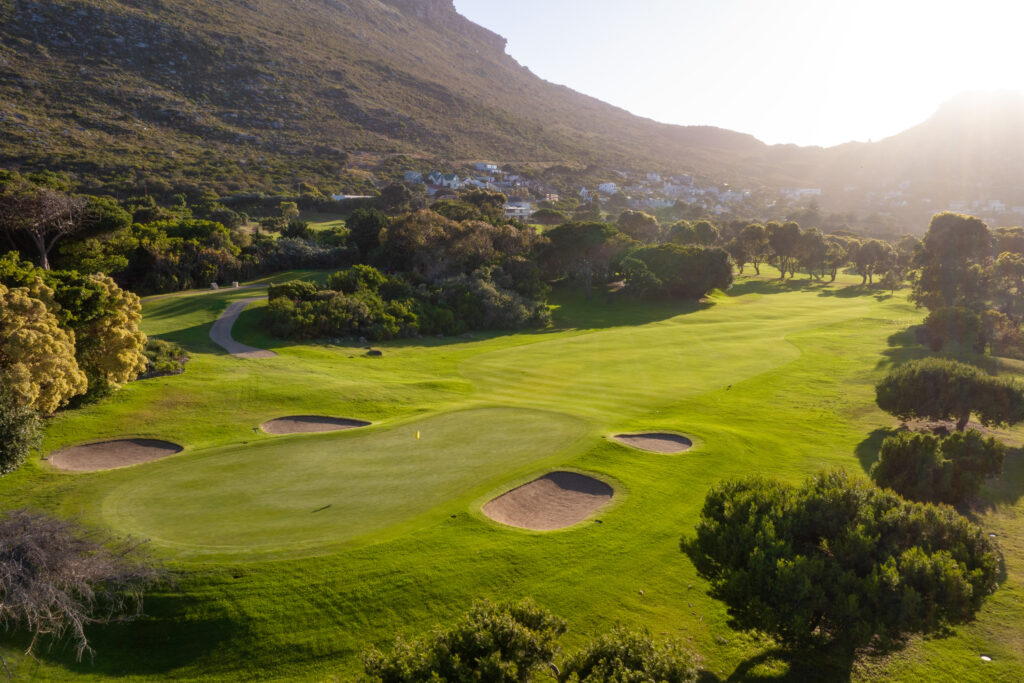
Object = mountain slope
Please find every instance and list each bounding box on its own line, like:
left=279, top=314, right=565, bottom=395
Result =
left=0, top=0, right=783, bottom=193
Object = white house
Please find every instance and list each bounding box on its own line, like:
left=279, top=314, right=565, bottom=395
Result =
left=579, top=187, right=592, bottom=202
left=503, top=198, right=532, bottom=221
left=474, top=162, right=499, bottom=172
left=598, top=182, right=619, bottom=195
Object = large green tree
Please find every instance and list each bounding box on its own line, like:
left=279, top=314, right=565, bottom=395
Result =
left=766, top=221, right=801, bottom=279
left=875, top=357, right=1024, bottom=431
left=912, top=212, right=993, bottom=310
left=683, top=470, right=1000, bottom=651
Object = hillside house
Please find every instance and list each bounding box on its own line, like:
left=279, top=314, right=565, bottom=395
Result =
left=598, top=182, right=619, bottom=195
left=503, top=197, right=532, bottom=221
left=403, top=171, right=424, bottom=184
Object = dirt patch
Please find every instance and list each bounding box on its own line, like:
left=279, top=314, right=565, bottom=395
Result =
left=48, top=439, right=183, bottom=472
left=482, top=471, right=614, bottom=530
left=260, top=416, right=371, bottom=435
left=899, top=419, right=995, bottom=437
left=612, top=432, right=693, bottom=453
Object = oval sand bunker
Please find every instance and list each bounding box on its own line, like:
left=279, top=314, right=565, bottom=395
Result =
left=483, top=471, right=614, bottom=530
left=49, top=439, right=183, bottom=472
left=613, top=432, right=692, bottom=453
left=261, top=416, right=371, bottom=435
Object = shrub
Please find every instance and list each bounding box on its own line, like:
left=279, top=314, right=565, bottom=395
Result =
left=362, top=599, right=566, bottom=683
left=140, top=338, right=190, bottom=379
left=0, top=386, right=42, bottom=475
left=558, top=627, right=701, bottom=682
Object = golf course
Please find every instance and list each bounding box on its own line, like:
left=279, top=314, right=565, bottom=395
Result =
left=2, top=268, right=1022, bottom=681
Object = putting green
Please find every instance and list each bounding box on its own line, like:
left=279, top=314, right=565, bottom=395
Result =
left=100, top=407, right=587, bottom=556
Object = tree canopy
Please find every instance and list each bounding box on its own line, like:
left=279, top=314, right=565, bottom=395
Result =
left=875, top=357, right=1024, bottom=431
left=683, top=469, right=1000, bottom=651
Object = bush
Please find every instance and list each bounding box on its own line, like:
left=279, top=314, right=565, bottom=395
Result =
left=919, top=307, right=983, bottom=353
left=683, top=469, right=1000, bottom=650
left=624, top=244, right=733, bottom=298
left=0, top=386, right=42, bottom=475
left=140, top=338, right=190, bottom=379
left=362, top=599, right=567, bottom=683
left=871, top=429, right=1004, bottom=504
left=557, top=627, right=701, bottom=682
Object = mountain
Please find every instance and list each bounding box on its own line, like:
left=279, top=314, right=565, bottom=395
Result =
left=0, top=0, right=785, bottom=194
left=0, top=0, right=1022, bottom=212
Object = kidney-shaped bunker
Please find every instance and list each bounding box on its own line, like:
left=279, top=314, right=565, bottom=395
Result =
left=483, top=471, right=614, bottom=530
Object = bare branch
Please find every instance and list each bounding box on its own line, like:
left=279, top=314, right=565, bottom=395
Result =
left=0, top=509, right=165, bottom=663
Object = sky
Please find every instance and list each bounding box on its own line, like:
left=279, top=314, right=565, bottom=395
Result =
left=453, top=0, right=1024, bottom=147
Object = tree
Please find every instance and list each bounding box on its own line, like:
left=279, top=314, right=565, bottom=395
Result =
left=852, top=239, right=891, bottom=284
left=0, top=179, right=87, bottom=270
left=912, top=213, right=993, bottom=310
left=348, top=207, right=388, bottom=261
left=543, top=222, right=632, bottom=299
left=876, top=357, right=1024, bottom=431
left=724, top=238, right=748, bottom=274
left=531, top=208, right=567, bottom=226
left=557, top=627, right=701, bottom=683
left=766, top=221, right=801, bottom=279
left=0, top=385, right=42, bottom=475
left=362, top=599, right=566, bottom=682
left=796, top=227, right=827, bottom=280
left=616, top=211, right=660, bottom=243
left=0, top=509, right=164, bottom=665
left=50, top=272, right=148, bottom=393
left=691, top=220, right=719, bottom=246
left=919, top=307, right=982, bottom=353
left=683, top=469, right=1000, bottom=651
left=740, top=223, right=770, bottom=275
left=624, top=244, right=733, bottom=299
left=666, top=220, right=697, bottom=245
left=871, top=430, right=1004, bottom=505
left=0, top=282, right=88, bottom=413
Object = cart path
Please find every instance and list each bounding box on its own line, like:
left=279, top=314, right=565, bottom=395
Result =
left=209, top=297, right=277, bottom=359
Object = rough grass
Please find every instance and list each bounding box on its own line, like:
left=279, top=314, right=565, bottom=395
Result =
left=2, top=270, right=1022, bottom=682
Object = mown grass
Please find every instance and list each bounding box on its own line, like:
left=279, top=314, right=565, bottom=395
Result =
left=2, top=268, right=1023, bottom=681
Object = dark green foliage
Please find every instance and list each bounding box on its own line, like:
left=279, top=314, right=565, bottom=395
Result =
left=912, top=213, right=993, bottom=311
left=0, top=385, right=42, bottom=475
left=542, top=221, right=633, bottom=298
left=362, top=599, right=566, bottom=683
left=531, top=208, right=566, bottom=226
left=683, top=469, right=1000, bottom=650
left=875, top=357, right=1024, bottom=431
left=557, top=627, right=701, bottom=683
left=616, top=211, right=660, bottom=243
left=265, top=264, right=548, bottom=341
left=919, top=307, right=983, bottom=353
left=348, top=208, right=389, bottom=261
left=766, top=221, right=801, bottom=279
left=624, top=244, right=733, bottom=299
left=140, top=339, right=189, bottom=379
left=871, top=430, right=1004, bottom=504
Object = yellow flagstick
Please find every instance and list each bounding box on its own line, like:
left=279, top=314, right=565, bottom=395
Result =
left=415, top=431, right=420, bottom=440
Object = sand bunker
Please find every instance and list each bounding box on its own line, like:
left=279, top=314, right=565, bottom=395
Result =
left=482, top=471, right=614, bottom=530
left=260, top=415, right=371, bottom=435
left=612, top=432, right=692, bottom=453
left=48, top=439, right=183, bottom=472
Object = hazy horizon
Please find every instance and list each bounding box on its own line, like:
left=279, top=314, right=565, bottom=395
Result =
left=454, top=0, right=1024, bottom=147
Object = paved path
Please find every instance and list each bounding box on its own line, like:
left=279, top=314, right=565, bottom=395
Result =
left=209, top=297, right=277, bottom=359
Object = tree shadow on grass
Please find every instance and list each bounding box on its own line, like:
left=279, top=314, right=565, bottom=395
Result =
left=719, top=644, right=859, bottom=682
left=974, top=445, right=1024, bottom=511
left=6, top=590, right=246, bottom=679
left=728, top=278, right=830, bottom=297
left=854, top=428, right=893, bottom=474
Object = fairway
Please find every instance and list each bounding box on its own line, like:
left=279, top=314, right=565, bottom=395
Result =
left=99, top=407, right=587, bottom=555
left=3, top=272, right=1024, bottom=682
